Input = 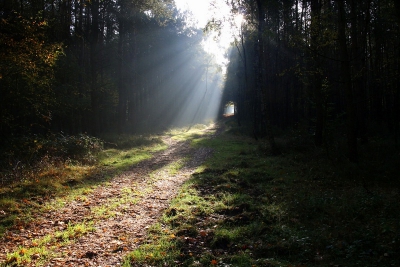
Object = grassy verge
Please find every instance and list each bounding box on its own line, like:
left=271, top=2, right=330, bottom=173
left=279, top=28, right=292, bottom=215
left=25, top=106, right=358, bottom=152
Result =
left=3, top=220, right=95, bottom=266
left=123, top=118, right=400, bottom=267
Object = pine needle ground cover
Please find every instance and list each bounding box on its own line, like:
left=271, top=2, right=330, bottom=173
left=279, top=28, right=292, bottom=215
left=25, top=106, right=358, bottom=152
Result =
left=124, top=120, right=400, bottom=267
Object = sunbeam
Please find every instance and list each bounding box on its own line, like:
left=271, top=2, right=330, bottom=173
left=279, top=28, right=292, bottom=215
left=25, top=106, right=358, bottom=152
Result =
left=154, top=0, right=242, bottom=131
left=121, top=0, right=242, bottom=132
left=131, top=27, right=223, bottom=132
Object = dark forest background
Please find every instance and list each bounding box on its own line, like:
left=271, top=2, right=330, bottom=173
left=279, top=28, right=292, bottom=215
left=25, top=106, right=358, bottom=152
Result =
left=1, top=0, right=399, bottom=169
left=222, top=0, right=399, bottom=164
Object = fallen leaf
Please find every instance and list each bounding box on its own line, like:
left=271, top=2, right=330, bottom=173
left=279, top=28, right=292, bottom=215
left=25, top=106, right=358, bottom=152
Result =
left=19, top=248, right=27, bottom=255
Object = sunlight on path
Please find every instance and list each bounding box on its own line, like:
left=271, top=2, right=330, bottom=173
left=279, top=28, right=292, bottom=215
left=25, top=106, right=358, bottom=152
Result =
left=0, top=127, right=215, bottom=267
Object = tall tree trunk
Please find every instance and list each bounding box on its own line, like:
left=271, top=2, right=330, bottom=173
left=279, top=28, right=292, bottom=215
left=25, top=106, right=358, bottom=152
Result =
left=372, top=3, right=383, bottom=125
left=351, top=0, right=369, bottom=144
left=117, top=16, right=128, bottom=133
left=394, top=0, right=400, bottom=145
left=127, top=27, right=137, bottom=132
left=310, top=0, right=324, bottom=147
left=90, top=0, right=100, bottom=134
left=235, top=26, right=247, bottom=127
left=255, top=0, right=279, bottom=154
left=337, top=0, right=358, bottom=163
left=253, top=0, right=263, bottom=139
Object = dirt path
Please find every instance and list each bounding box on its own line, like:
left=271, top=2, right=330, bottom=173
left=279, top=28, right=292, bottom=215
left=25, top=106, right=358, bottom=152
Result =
left=0, top=129, right=214, bottom=267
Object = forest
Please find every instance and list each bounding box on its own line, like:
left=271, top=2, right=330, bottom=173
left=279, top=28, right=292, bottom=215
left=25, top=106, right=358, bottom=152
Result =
left=222, top=0, right=400, bottom=162
left=1, top=0, right=400, bottom=266
left=1, top=0, right=399, bottom=164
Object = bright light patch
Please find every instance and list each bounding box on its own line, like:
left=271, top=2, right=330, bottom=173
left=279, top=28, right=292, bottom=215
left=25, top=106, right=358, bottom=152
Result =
left=174, top=0, right=211, bottom=27
left=174, top=0, right=240, bottom=67
left=224, top=103, right=235, bottom=117
left=148, top=0, right=242, bottom=129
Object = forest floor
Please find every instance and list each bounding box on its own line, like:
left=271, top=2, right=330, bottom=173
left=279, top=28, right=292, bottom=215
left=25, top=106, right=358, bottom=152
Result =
left=0, top=126, right=215, bottom=266
left=1, top=119, right=400, bottom=267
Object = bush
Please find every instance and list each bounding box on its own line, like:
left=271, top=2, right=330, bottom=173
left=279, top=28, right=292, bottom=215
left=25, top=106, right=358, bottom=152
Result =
left=100, top=133, right=163, bottom=149
left=42, top=133, right=103, bottom=162
left=0, top=133, right=103, bottom=184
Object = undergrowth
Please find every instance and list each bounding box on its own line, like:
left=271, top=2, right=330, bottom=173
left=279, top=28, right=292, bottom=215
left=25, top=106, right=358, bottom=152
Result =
left=124, top=118, right=400, bottom=267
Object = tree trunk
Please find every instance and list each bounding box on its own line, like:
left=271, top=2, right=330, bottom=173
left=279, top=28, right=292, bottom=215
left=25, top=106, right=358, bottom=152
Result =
left=117, top=16, right=128, bottom=133
left=351, top=0, right=369, bottom=144
left=90, top=0, right=100, bottom=134
left=255, top=0, right=279, bottom=154
left=394, top=0, right=400, bottom=145
left=253, top=0, right=263, bottom=139
left=337, top=0, right=358, bottom=163
left=310, top=0, right=324, bottom=147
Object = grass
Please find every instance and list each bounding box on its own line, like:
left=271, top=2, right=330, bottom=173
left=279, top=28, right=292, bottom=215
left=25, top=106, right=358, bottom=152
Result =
left=98, top=137, right=167, bottom=171
left=123, top=118, right=400, bottom=267
left=167, top=123, right=214, bottom=142
left=54, top=221, right=95, bottom=242
left=122, top=223, right=180, bottom=267
left=168, top=158, right=187, bottom=175
left=3, top=220, right=95, bottom=266
left=5, top=245, right=52, bottom=266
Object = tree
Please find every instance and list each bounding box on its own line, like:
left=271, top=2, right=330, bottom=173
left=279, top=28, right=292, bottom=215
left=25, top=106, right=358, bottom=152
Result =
left=337, top=0, right=358, bottom=162
left=0, top=15, right=62, bottom=137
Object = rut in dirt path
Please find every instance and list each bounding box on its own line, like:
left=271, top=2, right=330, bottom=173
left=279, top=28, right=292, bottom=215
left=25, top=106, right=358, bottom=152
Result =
left=0, top=132, right=214, bottom=267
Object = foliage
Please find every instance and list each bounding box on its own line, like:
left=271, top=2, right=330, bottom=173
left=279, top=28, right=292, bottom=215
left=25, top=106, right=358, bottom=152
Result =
left=43, top=133, right=104, bottom=162
left=0, top=133, right=103, bottom=183
left=100, top=134, right=164, bottom=149
left=0, top=14, right=62, bottom=136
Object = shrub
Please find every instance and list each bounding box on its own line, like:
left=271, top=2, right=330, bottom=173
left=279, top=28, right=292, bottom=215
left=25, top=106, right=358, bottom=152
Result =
left=0, top=133, right=103, bottom=184
left=42, top=133, right=103, bottom=162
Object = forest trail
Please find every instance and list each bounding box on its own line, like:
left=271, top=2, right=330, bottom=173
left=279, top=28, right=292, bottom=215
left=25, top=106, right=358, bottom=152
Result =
left=0, top=127, right=216, bottom=267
